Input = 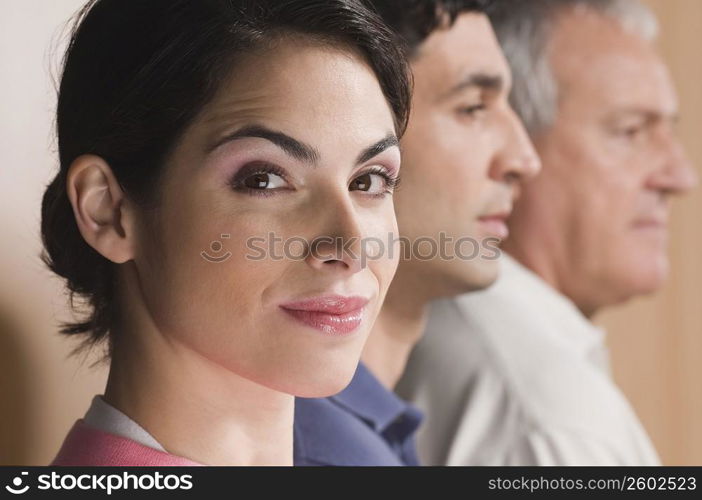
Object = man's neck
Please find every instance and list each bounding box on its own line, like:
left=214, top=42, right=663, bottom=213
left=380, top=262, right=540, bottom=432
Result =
left=502, top=243, right=600, bottom=319
left=361, top=267, right=433, bottom=389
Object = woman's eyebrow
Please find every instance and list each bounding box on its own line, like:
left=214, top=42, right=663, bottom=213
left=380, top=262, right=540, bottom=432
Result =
left=208, top=126, right=398, bottom=167
left=356, top=134, right=399, bottom=165
left=208, top=125, right=320, bottom=164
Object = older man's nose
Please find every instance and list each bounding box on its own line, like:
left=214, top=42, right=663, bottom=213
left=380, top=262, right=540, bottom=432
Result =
left=648, top=136, right=698, bottom=195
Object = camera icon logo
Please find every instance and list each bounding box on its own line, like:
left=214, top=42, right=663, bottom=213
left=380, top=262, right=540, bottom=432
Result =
left=5, top=472, right=29, bottom=495
left=201, top=234, right=232, bottom=263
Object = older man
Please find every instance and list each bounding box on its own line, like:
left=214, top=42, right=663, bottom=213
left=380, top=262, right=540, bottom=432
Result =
left=293, top=0, right=540, bottom=465
left=397, top=0, right=698, bottom=465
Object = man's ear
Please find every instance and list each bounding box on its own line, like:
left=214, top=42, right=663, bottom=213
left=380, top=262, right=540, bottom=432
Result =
left=66, top=154, right=136, bottom=264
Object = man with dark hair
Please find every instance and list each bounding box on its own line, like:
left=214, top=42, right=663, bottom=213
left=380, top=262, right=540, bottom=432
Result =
left=398, top=0, right=697, bottom=465
left=294, top=0, right=540, bottom=465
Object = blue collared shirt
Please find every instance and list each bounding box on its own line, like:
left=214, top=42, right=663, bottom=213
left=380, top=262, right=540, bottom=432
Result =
left=294, top=362, right=423, bottom=466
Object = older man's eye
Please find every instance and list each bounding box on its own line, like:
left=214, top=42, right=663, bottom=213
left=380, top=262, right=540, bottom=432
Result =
left=621, top=126, right=643, bottom=137
left=614, top=120, right=651, bottom=141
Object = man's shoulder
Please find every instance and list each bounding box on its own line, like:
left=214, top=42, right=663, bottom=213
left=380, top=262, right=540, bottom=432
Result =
left=408, top=296, right=635, bottom=429
left=293, top=396, right=404, bottom=466
left=458, top=421, right=659, bottom=466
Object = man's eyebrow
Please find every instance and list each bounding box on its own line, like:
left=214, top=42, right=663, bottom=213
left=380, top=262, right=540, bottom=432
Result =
left=440, top=72, right=504, bottom=100
left=356, top=134, right=399, bottom=165
left=207, top=125, right=320, bottom=164
left=610, top=108, right=680, bottom=124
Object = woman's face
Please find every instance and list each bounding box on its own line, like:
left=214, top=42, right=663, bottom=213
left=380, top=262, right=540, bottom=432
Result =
left=133, top=40, right=401, bottom=397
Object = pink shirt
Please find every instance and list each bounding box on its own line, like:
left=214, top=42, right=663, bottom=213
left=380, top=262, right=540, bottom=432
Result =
left=51, top=420, right=202, bottom=466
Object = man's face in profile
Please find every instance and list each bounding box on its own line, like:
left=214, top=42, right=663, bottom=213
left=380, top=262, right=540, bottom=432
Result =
left=506, top=8, right=698, bottom=314
left=394, top=12, right=539, bottom=297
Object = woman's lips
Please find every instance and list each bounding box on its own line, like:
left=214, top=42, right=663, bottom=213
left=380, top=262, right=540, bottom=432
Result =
left=279, top=295, right=369, bottom=335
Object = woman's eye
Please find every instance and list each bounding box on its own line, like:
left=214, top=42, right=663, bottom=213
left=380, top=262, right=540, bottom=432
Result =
left=229, top=163, right=291, bottom=197
left=350, top=169, right=398, bottom=197
left=242, top=172, right=287, bottom=190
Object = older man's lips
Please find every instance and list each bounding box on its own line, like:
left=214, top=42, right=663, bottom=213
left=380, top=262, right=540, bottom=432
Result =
left=633, top=218, right=669, bottom=241
left=279, top=295, right=369, bottom=335
left=477, top=212, right=510, bottom=239
left=633, top=215, right=668, bottom=230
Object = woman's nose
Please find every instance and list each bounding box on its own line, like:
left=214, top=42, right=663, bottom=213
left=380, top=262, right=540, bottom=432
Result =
left=304, top=195, right=367, bottom=274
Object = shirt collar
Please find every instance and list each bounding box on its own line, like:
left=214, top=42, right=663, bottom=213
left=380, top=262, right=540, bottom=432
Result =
left=329, top=362, right=423, bottom=435
left=83, top=395, right=167, bottom=452
left=490, top=254, right=610, bottom=372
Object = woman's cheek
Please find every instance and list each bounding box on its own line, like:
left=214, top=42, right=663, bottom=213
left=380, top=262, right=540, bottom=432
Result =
left=362, top=206, right=398, bottom=285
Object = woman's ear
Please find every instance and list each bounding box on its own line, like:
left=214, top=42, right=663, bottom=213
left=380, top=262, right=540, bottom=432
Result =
left=66, top=154, right=136, bottom=264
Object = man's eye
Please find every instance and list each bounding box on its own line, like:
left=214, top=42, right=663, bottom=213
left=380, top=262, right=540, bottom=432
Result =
left=614, top=121, right=650, bottom=140
left=457, top=104, right=487, bottom=116
left=624, top=127, right=644, bottom=137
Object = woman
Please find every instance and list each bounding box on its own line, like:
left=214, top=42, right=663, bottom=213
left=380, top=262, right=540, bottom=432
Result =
left=42, top=0, right=411, bottom=465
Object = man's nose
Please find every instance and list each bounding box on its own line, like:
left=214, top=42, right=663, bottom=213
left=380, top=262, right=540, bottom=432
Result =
left=489, top=107, right=542, bottom=184
left=647, top=134, right=698, bottom=195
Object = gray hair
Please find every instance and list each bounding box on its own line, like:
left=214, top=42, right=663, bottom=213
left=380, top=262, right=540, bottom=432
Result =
left=488, top=0, right=659, bottom=136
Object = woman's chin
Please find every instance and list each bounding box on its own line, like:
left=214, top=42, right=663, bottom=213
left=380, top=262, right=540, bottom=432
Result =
left=268, top=362, right=358, bottom=399
left=293, top=378, right=355, bottom=399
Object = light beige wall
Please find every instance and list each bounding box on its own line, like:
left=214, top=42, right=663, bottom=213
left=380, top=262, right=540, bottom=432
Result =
left=0, top=0, right=108, bottom=466
left=0, top=0, right=700, bottom=466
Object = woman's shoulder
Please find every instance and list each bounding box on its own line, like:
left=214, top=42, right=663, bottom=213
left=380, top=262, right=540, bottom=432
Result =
left=50, top=420, right=201, bottom=467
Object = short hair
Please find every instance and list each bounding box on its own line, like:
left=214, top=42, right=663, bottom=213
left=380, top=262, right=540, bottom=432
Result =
left=365, top=0, right=491, bottom=58
left=488, top=0, right=659, bottom=136
left=40, top=0, right=412, bottom=354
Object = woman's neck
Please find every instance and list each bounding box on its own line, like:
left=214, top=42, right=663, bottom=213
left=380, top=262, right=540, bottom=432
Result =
left=104, top=318, right=293, bottom=466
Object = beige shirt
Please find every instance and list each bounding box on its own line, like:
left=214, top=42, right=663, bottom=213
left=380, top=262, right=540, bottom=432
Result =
left=396, top=255, right=660, bottom=466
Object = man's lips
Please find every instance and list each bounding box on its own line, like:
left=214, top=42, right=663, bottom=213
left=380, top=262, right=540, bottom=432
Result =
left=279, top=295, right=370, bottom=335
left=632, top=206, right=669, bottom=228
left=477, top=212, right=511, bottom=239
left=634, top=220, right=666, bottom=228
left=632, top=217, right=669, bottom=241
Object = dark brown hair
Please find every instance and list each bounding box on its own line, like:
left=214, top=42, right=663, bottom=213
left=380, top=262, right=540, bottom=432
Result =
left=365, top=0, right=491, bottom=58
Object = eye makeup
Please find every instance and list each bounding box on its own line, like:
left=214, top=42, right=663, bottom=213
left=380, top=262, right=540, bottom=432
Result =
left=228, top=161, right=292, bottom=198
left=228, top=161, right=401, bottom=199
left=351, top=166, right=401, bottom=198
